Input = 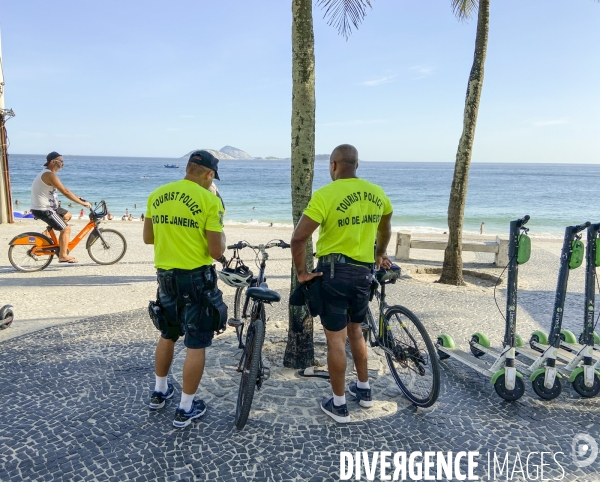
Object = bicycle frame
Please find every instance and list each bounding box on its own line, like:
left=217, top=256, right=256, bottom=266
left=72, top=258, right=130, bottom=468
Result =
left=10, top=207, right=106, bottom=256
left=234, top=243, right=274, bottom=372
left=366, top=275, right=399, bottom=359
left=47, top=220, right=98, bottom=252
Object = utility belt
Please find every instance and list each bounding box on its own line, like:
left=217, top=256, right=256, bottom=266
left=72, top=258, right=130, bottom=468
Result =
left=317, top=253, right=375, bottom=279
left=149, top=264, right=228, bottom=335
left=156, top=265, right=214, bottom=300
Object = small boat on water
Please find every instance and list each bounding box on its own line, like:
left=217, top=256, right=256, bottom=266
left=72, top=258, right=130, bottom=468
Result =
left=164, top=164, right=179, bottom=168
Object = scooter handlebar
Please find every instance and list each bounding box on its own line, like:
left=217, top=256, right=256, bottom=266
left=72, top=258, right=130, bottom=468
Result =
left=516, top=215, right=530, bottom=227
left=572, top=221, right=591, bottom=233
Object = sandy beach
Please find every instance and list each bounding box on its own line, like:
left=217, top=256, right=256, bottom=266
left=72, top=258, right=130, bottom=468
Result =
left=0, top=217, right=581, bottom=346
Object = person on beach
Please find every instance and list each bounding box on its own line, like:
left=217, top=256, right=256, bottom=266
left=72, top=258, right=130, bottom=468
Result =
left=30, top=151, right=91, bottom=264
left=144, top=150, right=226, bottom=428
left=480, top=222, right=485, bottom=235
left=290, top=144, right=393, bottom=423
left=78, top=209, right=84, bottom=219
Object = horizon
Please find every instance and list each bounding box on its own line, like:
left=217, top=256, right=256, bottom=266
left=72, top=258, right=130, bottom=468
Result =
left=1, top=0, right=599, bottom=163
left=9, top=152, right=600, bottom=166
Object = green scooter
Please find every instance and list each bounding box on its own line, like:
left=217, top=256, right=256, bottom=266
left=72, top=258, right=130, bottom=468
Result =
left=436, top=216, right=530, bottom=401
left=545, top=222, right=600, bottom=397
left=512, top=222, right=591, bottom=400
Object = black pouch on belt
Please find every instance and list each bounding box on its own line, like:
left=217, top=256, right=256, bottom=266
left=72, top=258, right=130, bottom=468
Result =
left=148, top=289, right=168, bottom=332
left=204, top=287, right=228, bottom=335
left=175, top=274, right=198, bottom=305
left=290, top=276, right=323, bottom=317
left=369, top=277, right=379, bottom=302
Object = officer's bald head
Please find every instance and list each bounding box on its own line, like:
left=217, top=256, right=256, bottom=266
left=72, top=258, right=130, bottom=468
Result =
left=330, top=144, right=358, bottom=166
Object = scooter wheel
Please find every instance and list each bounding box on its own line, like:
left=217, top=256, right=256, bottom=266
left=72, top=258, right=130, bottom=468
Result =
left=529, top=334, right=544, bottom=353
left=532, top=372, right=562, bottom=400
left=493, top=374, right=525, bottom=402
left=436, top=337, right=450, bottom=360
left=469, top=335, right=486, bottom=358
left=572, top=372, right=600, bottom=398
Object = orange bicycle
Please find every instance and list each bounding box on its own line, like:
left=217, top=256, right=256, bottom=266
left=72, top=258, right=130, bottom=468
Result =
left=8, top=200, right=127, bottom=272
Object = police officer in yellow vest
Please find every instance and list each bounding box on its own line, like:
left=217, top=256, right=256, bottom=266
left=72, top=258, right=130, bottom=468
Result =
left=291, top=144, right=393, bottom=423
left=143, top=150, right=227, bottom=428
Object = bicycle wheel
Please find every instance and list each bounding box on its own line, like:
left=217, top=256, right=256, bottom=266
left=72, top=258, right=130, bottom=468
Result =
left=8, top=234, right=55, bottom=272
left=383, top=305, right=440, bottom=408
left=87, top=229, right=127, bottom=265
left=234, top=286, right=245, bottom=321
left=234, top=310, right=265, bottom=430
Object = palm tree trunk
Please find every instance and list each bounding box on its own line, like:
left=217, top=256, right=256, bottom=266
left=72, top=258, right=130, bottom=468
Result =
left=439, top=0, right=490, bottom=286
left=284, top=0, right=316, bottom=368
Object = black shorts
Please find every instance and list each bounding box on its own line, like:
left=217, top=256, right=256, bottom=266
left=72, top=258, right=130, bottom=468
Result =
left=318, top=263, right=373, bottom=332
left=156, top=267, right=215, bottom=349
left=31, top=207, right=69, bottom=231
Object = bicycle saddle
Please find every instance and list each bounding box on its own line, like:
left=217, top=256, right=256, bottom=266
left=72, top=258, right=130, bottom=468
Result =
left=246, top=286, right=281, bottom=303
left=376, top=264, right=401, bottom=284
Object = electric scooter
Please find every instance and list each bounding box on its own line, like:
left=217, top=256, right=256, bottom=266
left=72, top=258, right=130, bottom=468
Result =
left=559, top=223, right=600, bottom=355
left=545, top=223, right=600, bottom=397
left=0, top=305, right=14, bottom=329
left=436, top=215, right=531, bottom=401
left=512, top=222, right=590, bottom=400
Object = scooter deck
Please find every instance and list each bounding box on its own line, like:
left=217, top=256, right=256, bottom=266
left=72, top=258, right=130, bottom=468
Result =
left=436, top=346, right=495, bottom=377
left=530, top=341, right=597, bottom=365
left=471, top=343, right=536, bottom=375
left=558, top=341, right=600, bottom=361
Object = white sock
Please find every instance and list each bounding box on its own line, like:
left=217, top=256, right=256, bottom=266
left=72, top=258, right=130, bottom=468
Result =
left=357, top=380, right=370, bottom=390
left=333, top=393, right=346, bottom=406
left=179, top=392, right=195, bottom=412
left=155, top=376, right=168, bottom=394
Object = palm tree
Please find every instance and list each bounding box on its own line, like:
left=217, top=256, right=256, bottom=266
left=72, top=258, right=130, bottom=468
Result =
left=439, top=0, right=490, bottom=286
left=315, top=0, right=488, bottom=286
left=283, top=0, right=317, bottom=368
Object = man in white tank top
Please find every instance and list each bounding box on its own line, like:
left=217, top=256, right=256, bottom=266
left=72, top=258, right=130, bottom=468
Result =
left=30, top=151, right=91, bottom=263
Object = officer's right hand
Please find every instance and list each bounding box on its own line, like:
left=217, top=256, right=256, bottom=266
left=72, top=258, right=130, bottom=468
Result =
left=297, top=271, right=322, bottom=284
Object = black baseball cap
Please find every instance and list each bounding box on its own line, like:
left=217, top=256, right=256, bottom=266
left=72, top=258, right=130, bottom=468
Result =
left=188, top=150, right=220, bottom=180
left=44, top=151, right=62, bottom=166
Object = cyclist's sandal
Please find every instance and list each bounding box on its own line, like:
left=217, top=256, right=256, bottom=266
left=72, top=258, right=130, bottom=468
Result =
left=298, top=366, right=330, bottom=379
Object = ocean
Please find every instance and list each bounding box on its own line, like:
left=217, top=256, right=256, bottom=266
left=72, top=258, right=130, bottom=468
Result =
left=7, top=154, right=600, bottom=238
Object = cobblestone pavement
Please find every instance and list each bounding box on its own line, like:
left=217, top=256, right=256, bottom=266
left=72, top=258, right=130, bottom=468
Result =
left=2, top=245, right=600, bottom=480
left=2, top=304, right=599, bottom=480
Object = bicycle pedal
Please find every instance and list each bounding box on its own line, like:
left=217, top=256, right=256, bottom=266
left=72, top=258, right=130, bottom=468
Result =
left=261, top=366, right=271, bottom=382
left=228, top=318, right=242, bottom=327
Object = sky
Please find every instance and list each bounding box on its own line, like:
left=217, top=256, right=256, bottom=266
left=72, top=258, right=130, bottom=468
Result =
left=0, top=0, right=599, bottom=162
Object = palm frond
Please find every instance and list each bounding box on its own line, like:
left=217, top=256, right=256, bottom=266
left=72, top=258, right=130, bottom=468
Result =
left=451, top=0, right=479, bottom=20
left=316, top=0, right=373, bottom=40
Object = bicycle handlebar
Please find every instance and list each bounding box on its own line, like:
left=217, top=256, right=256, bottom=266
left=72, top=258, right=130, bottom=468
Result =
left=227, top=239, right=290, bottom=251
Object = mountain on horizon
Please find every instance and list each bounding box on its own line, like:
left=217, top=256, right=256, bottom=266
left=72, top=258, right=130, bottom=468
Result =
left=181, top=148, right=330, bottom=161
left=219, top=146, right=253, bottom=160
left=181, top=146, right=253, bottom=160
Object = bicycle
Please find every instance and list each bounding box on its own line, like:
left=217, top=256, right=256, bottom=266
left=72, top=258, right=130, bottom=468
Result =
left=362, top=264, right=440, bottom=408
left=218, top=239, right=290, bottom=430
left=8, top=200, right=127, bottom=272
